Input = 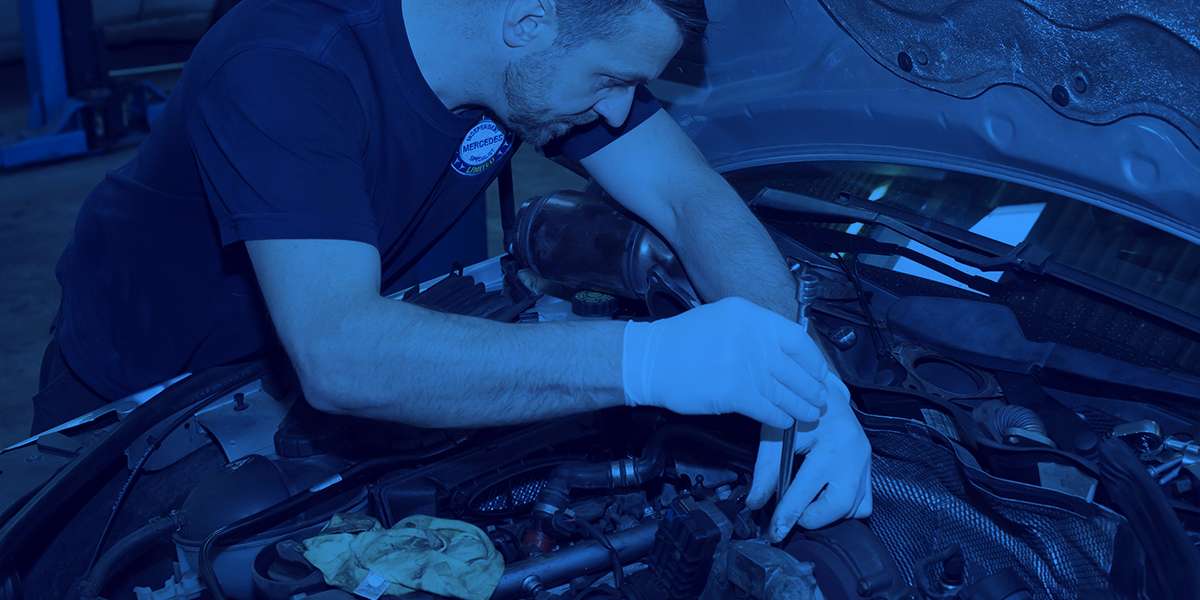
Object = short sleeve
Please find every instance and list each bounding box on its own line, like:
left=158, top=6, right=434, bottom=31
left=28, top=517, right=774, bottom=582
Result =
left=186, top=49, right=378, bottom=247
left=544, top=85, right=663, bottom=161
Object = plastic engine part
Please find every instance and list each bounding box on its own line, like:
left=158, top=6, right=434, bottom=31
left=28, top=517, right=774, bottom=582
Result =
left=640, top=496, right=724, bottom=599
left=571, top=290, right=619, bottom=318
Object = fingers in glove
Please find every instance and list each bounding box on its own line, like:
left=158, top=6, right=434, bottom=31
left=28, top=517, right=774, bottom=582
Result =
left=738, top=396, right=794, bottom=430
left=768, top=463, right=826, bottom=542
left=797, top=479, right=857, bottom=530
left=747, top=425, right=784, bottom=509
left=776, top=327, right=830, bottom=382
left=821, top=371, right=851, bottom=404
left=770, top=357, right=827, bottom=410
left=770, top=382, right=821, bottom=424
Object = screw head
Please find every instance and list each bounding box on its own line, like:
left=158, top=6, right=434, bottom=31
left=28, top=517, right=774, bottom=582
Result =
left=1052, top=85, right=1070, bottom=107
left=831, top=326, right=858, bottom=350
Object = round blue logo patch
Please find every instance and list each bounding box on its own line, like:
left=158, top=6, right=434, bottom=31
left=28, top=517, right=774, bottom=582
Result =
left=452, top=118, right=512, bottom=176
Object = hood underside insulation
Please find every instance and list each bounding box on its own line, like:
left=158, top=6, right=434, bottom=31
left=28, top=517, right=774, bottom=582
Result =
left=818, top=0, right=1200, bottom=149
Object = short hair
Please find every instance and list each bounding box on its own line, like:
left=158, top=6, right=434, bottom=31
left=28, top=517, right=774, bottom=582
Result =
left=554, top=0, right=709, bottom=48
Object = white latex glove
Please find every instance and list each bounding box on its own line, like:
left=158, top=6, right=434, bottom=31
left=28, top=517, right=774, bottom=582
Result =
left=622, top=297, right=830, bottom=429
left=747, top=371, right=873, bottom=541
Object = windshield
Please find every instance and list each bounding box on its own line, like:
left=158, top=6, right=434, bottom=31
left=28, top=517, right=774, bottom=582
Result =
left=726, top=161, right=1200, bottom=318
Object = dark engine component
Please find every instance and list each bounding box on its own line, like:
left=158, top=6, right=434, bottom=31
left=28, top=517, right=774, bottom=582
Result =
left=514, top=190, right=699, bottom=314
left=176, top=455, right=293, bottom=541
left=627, top=495, right=731, bottom=599
left=784, top=520, right=912, bottom=600
left=706, top=541, right=823, bottom=600
left=401, top=270, right=537, bottom=322
left=174, top=455, right=366, bottom=599
left=972, top=400, right=1054, bottom=447
left=493, top=523, right=659, bottom=599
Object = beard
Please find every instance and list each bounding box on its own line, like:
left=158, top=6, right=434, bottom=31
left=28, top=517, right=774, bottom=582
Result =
left=503, top=50, right=597, bottom=147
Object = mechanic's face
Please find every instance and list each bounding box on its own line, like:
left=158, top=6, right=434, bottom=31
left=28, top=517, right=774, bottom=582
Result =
left=501, top=7, right=682, bottom=147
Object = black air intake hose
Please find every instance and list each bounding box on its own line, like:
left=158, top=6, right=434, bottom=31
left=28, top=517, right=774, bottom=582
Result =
left=531, top=426, right=753, bottom=520
left=533, top=428, right=670, bottom=518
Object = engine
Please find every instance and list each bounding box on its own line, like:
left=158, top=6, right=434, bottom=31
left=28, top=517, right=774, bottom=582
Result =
left=5, top=189, right=1200, bottom=600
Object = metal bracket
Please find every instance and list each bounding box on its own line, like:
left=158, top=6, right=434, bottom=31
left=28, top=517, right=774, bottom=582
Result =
left=195, top=380, right=293, bottom=463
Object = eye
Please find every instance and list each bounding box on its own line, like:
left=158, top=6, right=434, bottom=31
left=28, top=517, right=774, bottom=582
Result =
left=601, top=76, right=631, bottom=89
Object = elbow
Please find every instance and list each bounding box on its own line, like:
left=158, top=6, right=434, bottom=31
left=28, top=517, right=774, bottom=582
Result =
left=294, top=361, right=354, bottom=416
left=286, top=340, right=358, bottom=416
left=300, top=383, right=349, bottom=416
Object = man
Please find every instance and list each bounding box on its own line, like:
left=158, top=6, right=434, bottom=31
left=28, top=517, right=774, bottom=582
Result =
left=36, top=0, right=871, bottom=541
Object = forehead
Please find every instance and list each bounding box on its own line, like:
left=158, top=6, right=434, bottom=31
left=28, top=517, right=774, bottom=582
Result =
left=577, top=7, right=683, bottom=78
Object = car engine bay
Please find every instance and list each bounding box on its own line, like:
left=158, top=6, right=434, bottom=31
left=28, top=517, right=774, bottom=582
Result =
left=3, top=187, right=1200, bottom=600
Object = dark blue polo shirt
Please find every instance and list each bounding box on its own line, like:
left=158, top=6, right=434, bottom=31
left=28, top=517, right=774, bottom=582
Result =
left=54, top=0, right=662, bottom=400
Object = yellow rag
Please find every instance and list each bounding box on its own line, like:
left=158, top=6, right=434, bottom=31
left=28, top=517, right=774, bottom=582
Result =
left=302, top=513, right=504, bottom=600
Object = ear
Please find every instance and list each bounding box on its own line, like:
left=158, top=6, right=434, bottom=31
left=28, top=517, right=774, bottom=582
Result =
left=502, top=0, right=558, bottom=48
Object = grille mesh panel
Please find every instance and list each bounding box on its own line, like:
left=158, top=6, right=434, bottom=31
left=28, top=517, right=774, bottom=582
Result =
left=475, top=478, right=548, bottom=513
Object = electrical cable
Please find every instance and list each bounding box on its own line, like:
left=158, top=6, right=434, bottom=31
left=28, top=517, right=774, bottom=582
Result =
left=566, top=514, right=624, bottom=591
left=198, top=452, right=455, bottom=600
left=83, top=387, right=239, bottom=574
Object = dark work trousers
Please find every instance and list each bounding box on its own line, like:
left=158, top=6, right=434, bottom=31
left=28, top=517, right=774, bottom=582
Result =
left=31, top=337, right=109, bottom=435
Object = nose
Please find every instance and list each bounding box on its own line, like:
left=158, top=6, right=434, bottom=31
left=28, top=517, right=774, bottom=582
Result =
left=594, top=87, right=637, bottom=128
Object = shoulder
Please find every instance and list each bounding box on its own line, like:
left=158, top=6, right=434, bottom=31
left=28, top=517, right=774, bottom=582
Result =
left=187, top=0, right=382, bottom=87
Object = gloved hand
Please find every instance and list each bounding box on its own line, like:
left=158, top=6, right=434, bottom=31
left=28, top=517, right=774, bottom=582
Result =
left=622, top=297, right=830, bottom=429
left=747, top=371, right=872, bottom=541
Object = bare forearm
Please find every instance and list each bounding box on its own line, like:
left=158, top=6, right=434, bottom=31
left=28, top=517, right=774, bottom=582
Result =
left=672, top=177, right=798, bottom=319
left=300, top=299, right=626, bottom=428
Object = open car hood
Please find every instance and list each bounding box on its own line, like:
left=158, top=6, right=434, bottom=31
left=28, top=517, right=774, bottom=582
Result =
left=666, top=0, right=1200, bottom=243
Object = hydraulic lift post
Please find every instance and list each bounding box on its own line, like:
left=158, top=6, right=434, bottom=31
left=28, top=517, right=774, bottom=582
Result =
left=1, top=0, right=168, bottom=170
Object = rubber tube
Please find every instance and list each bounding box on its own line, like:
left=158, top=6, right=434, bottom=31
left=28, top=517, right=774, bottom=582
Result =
left=76, top=514, right=180, bottom=600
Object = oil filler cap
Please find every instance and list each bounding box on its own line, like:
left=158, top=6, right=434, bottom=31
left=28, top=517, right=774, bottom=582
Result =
left=571, top=290, right=618, bottom=318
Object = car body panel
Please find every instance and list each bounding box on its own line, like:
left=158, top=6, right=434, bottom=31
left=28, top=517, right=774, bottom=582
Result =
left=666, top=0, right=1200, bottom=243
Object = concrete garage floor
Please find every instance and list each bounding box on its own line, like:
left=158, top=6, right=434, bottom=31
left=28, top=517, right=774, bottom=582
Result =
left=0, top=57, right=585, bottom=448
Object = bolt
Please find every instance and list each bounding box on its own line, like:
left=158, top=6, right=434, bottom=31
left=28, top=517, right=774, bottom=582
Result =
left=1052, top=85, right=1070, bottom=107
left=1072, top=74, right=1088, bottom=93
left=831, top=326, right=858, bottom=350
left=858, top=579, right=873, bottom=596
left=914, top=49, right=929, bottom=65
left=522, top=575, right=545, bottom=594
left=897, top=51, right=914, bottom=73
left=1149, top=456, right=1184, bottom=479
left=1175, top=478, right=1193, bottom=495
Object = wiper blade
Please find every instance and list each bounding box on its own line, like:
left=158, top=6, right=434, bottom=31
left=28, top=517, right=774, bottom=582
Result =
left=751, top=188, right=1050, bottom=274
left=751, top=188, right=1200, bottom=337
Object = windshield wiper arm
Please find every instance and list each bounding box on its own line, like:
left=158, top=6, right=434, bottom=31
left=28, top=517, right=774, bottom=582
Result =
left=751, top=188, right=1050, bottom=273
left=750, top=188, right=1200, bottom=337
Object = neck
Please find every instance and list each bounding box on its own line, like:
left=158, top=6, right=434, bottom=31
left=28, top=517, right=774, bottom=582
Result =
left=402, top=1, right=503, bottom=114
